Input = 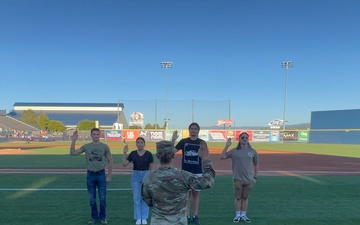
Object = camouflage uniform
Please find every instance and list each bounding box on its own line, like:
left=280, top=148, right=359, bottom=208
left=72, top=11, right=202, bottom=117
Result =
left=141, top=159, right=215, bottom=225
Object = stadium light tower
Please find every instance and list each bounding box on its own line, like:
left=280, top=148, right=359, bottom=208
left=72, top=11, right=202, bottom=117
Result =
left=281, top=61, right=294, bottom=131
left=161, top=61, right=172, bottom=130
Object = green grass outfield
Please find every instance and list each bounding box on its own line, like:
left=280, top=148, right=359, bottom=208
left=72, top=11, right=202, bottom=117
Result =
left=0, top=141, right=360, bottom=168
left=0, top=174, right=359, bottom=225
left=1, top=141, right=360, bottom=224
left=2, top=141, right=360, bottom=157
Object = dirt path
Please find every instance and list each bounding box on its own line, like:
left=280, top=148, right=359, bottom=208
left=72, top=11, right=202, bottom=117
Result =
left=1, top=149, right=359, bottom=176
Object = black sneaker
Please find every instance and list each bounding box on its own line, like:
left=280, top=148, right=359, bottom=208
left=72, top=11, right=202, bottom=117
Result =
left=187, top=216, right=192, bottom=223
left=193, top=215, right=200, bottom=225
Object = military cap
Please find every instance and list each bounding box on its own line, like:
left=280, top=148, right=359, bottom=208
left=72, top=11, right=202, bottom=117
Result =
left=156, top=140, right=175, bottom=154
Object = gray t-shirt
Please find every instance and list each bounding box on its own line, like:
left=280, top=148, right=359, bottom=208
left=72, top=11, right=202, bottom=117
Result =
left=79, top=142, right=111, bottom=172
left=225, top=147, right=259, bottom=182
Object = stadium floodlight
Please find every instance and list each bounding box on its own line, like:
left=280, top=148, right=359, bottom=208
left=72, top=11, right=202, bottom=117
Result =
left=281, top=61, right=294, bottom=131
left=161, top=61, right=172, bottom=130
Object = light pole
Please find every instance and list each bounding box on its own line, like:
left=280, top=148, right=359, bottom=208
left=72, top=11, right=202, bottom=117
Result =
left=161, top=61, right=172, bottom=130
left=281, top=61, right=293, bottom=131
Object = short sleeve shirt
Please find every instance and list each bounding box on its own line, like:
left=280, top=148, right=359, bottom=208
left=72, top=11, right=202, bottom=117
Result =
left=175, top=137, right=203, bottom=174
left=127, top=150, right=154, bottom=171
left=79, top=142, right=111, bottom=172
left=225, top=147, right=259, bottom=182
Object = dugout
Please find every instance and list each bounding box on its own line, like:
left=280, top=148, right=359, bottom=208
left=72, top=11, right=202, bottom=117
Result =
left=309, top=109, right=360, bottom=144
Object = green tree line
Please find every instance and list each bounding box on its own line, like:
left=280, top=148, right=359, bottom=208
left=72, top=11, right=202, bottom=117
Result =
left=20, top=109, right=167, bottom=133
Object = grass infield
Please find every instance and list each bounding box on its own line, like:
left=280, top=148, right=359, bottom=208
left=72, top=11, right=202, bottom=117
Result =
left=1, top=141, right=360, bottom=224
left=0, top=174, right=359, bottom=225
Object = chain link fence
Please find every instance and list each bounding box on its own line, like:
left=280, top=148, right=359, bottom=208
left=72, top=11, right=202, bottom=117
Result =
left=121, top=99, right=231, bottom=129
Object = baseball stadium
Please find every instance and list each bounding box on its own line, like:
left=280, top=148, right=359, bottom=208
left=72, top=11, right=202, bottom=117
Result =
left=0, top=102, right=359, bottom=225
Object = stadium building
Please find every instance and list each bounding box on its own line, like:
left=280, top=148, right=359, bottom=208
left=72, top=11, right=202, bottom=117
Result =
left=8, top=102, right=129, bottom=130
left=309, top=109, right=360, bottom=144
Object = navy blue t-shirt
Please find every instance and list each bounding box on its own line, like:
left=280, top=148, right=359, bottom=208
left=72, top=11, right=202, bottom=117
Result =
left=175, top=137, right=203, bottom=174
left=127, top=150, right=154, bottom=171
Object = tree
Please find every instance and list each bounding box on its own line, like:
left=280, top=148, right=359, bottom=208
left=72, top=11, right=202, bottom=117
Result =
left=21, top=109, right=38, bottom=127
left=154, top=123, right=161, bottom=129
left=77, top=120, right=96, bottom=130
left=38, top=113, right=49, bottom=131
left=47, top=120, right=66, bottom=133
left=162, top=121, right=167, bottom=129
left=144, top=123, right=153, bottom=129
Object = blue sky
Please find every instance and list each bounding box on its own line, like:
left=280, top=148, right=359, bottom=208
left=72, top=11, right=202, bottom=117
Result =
left=1, top=0, right=360, bottom=128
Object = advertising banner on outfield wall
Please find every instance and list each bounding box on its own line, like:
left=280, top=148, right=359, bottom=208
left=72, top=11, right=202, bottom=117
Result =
left=209, top=130, right=227, bottom=142
left=181, top=130, right=189, bottom=139
left=226, top=130, right=236, bottom=140
left=199, top=130, right=209, bottom=141
left=270, top=131, right=280, bottom=142
left=235, top=130, right=253, bottom=141
left=104, top=130, right=122, bottom=141
left=252, top=131, right=270, bottom=142
left=100, top=130, right=105, bottom=139
left=145, top=130, right=166, bottom=141
left=281, top=131, right=298, bottom=142
left=139, top=130, right=148, bottom=139
left=298, top=130, right=309, bottom=142
left=122, top=129, right=140, bottom=141
left=181, top=130, right=209, bottom=141
left=136, top=130, right=165, bottom=141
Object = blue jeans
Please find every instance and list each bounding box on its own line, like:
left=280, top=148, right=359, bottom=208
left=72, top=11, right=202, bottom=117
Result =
left=131, top=170, right=150, bottom=220
left=87, top=171, right=107, bottom=221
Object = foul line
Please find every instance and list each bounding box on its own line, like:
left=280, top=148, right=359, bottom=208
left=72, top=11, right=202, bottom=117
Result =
left=261, top=171, right=360, bottom=174
left=216, top=170, right=360, bottom=174
left=0, top=188, right=131, bottom=191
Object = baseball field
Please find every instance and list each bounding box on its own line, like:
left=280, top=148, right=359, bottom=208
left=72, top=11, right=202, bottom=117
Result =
left=1, top=141, right=359, bottom=225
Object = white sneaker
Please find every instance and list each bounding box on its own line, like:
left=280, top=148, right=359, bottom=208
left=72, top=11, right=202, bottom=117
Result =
left=136, top=219, right=141, bottom=225
left=233, top=215, right=241, bottom=223
left=141, top=219, right=148, bottom=224
left=241, top=215, right=251, bottom=223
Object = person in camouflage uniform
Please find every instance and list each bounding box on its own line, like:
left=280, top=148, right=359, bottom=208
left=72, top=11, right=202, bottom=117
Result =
left=141, top=140, right=215, bottom=225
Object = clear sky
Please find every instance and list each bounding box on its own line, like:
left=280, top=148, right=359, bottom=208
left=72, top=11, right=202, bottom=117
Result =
left=1, top=0, right=360, bottom=128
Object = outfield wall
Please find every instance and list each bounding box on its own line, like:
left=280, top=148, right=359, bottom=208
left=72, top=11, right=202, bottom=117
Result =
left=310, top=109, right=360, bottom=144
left=309, top=130, right=360, bottom=144
left=73, top=129, right=310, bottom=143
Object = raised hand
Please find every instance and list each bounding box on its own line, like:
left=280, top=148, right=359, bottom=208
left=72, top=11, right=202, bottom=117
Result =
left=171, top=130, right=179, bottom=142
left=123, top=144, right=129, bottom=154
left=225, top=138, right=232, bottom=148
left=198, top=141, right=209, bottom=160
left=72, top=131, right=79, bottom=141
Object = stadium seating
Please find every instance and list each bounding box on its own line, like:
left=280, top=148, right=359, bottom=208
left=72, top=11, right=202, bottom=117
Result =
left=0, top=115, right=40, bottom=132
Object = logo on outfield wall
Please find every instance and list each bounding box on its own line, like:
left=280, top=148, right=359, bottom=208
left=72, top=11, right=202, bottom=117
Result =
left=298, top=131, right=309, bottom=142
left=270, top=131, right=279, bottom=142
left=149, top=131, right=164, bottom=140
left=252, top=131, right=270, bottom=142
left=104, top=130, right=122, bottom=141
left=281, top=131, right=298, bottom=141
